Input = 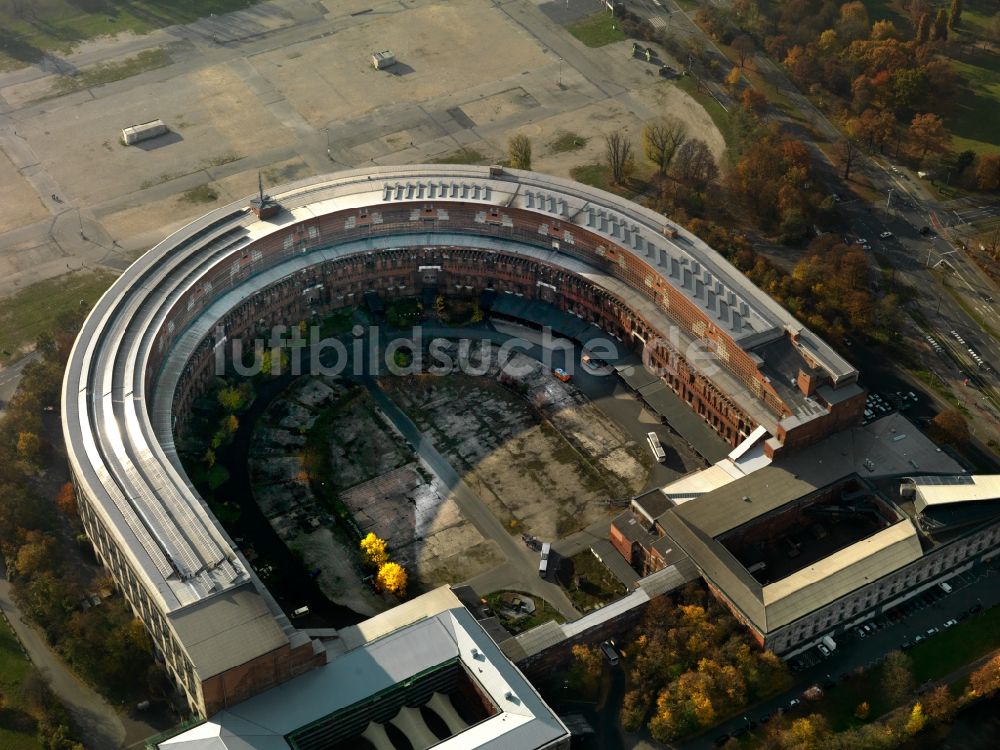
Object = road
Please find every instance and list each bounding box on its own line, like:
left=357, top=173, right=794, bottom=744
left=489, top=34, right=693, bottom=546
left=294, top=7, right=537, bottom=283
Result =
left=0, top=560, right=125, bottom=750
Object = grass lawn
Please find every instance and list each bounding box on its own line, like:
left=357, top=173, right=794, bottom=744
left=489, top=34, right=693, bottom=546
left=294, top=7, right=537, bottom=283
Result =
left=181, top=184, right=220, bottom=204
left=567, top=12, right=626, bottom=48
left=318, top=308, right=356, bottom=339
left=0, top=617, right=41, bottom=750
left=428, top=147, right=488, bottom=165
left=557, top=550, right=628, bottom=613
left=485, top=591, right=565, bottom=635
left=0, top=0, right=260, bottom=70
left=569, top=163, right=644, bottom=200
left=0, top=269, right=118, bottom=361
left=673, top=76, right=741, bottom=156
left=908, top=605, right=1000, bottom=683
left=53, top=48, right=171, bottom=95
left=548, top=131, right=589, bottom=154
left=947, top=50, right=1000, bottom=155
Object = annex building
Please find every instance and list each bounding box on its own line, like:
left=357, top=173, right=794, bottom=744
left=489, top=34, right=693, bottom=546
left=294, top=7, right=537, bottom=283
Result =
left=158, top=588, right=568, bottom=750
left=611, top=413, right=1000, bottom=654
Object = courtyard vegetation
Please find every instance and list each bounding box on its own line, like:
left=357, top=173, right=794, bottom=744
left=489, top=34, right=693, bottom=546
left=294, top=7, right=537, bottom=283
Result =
left=610, top=584, right=791, bottom=741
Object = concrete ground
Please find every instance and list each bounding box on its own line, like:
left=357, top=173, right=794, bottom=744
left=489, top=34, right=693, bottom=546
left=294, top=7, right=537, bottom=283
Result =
left=0, top=0, right=723, bottom=304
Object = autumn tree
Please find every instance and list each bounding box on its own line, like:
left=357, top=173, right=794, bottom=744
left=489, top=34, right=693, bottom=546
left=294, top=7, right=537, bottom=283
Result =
left=916, top=12, right=932, bottom=44
left=977, top=154, right=1000, bottom=191
left=672, top=139, right=718, bottom=192
left=16, top=531, right=59, bottom=578
left=854, top=701, right=871, bottom=719
left=569, top=643, right=603, bottom=695
left=55, top=482, right=77, bottom=517
left=929, top=408, right=970, bottom=447
left=881, top=650, right=916, bottom=706
left=642, top=117, right=687, bottom=177
left=741, top=87, right=767, bottom=115
left=933, top=8, right=949, bottom=40
left=732, top=34, right=755, bottom=68
left=922, top=685, right=957, bottom=723
left=838, top=2, right=871, bottom=41
left=784, top=715, right=831, bottom=750
left=909, top=113, right=949, bottom=160
left=16, top=431, right=42, bottom=464
left=837, top=134, right=860, bottom=180
left=870, top=20, right=899, bottom=40
left=376, top=561, right=407, bottom=596
left=508, top=134, right=532, bottom=170
left=948, top=0, right=962, bottom=29
left=905, top=702, right=927, bottom=735
left=605, top=131, right=634, bottom=185
left=725, top=66, right=742, bottom=92
left=359, top=532, right=389, bottom=567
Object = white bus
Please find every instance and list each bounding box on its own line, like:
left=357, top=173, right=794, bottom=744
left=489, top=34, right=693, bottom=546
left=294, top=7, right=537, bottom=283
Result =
left=647, top=432, right=666, bottom=463
left=539, top=542, right=551, bottom=578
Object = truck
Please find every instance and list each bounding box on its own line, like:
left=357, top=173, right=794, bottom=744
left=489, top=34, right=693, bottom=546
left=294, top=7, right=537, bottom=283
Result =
left=821, top=635, right=837, bottom=652
left=647, top=432, right=667, bottom=463
left=539, top=542, right=551, bottom=578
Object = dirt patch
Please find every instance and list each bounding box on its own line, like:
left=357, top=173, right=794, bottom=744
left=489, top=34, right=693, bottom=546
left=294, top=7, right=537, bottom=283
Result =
left=382, top=346, right=651, bottom=539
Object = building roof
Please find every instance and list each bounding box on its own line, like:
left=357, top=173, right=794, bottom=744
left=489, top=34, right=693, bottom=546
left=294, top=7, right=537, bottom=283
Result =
left=161, top=588, right=568, bottom=750
left=667, top=466, right=818, bottom=538
left=168, top=586, right=289, bottom=679
left=761, top=520, right=923, bottom=629
left=910, top=475, right=1000, bottom=507
left=611, top=510, right=659, bottom=547
left=590, top=539, right=641, bottom=589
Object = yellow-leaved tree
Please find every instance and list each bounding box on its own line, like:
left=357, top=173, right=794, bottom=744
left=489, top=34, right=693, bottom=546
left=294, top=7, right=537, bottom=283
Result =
left=376, top=562, right=408, bottom=597
left=360, top=533, right=389, bottom=567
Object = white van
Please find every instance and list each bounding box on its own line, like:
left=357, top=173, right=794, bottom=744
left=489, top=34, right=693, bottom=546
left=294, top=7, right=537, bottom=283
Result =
left=292, top=606, right=310, bottom=618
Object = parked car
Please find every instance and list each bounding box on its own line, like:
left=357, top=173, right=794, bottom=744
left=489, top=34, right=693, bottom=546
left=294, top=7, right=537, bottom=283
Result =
left=817, top=643, right=831, bottom=657
left=788, top=698, right=801, bottom=709
left=880, top=231, right=893, bottom=239
left=944, top=619, right=958, bottom=628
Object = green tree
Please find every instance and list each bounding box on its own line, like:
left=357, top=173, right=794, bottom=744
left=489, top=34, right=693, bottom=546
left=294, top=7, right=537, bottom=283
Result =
left=217, top=385, right=247, bottom=413
left=508, top=134, right=532, bottom=170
